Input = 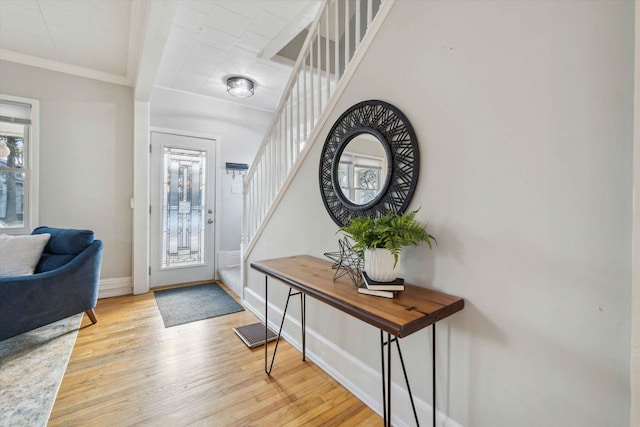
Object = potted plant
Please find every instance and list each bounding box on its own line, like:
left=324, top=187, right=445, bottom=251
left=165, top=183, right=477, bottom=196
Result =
left=339, top=209, right=437, bottom=282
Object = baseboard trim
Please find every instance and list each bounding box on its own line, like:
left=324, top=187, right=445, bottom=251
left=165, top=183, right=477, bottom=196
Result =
left=99, top=276, right=132, bottom=299
left=243, top=287, right=463, bottom=427
left=218, top=250, right=241, bottom=270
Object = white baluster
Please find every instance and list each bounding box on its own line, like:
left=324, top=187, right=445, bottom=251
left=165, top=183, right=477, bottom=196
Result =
left=325, top=4, right=331, bottom=102
left=309, top=47, right=314, bottom=131
left=356, top=0, right=361, bottom=50
left=317, top=28, right=322, bottom=115
left=345, top=0, right=350, bottom=66
left=335, top=0, right=340, bottom=82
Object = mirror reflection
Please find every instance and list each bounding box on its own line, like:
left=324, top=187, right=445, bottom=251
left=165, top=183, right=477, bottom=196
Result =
left=337, top=133, right=388, bottom=206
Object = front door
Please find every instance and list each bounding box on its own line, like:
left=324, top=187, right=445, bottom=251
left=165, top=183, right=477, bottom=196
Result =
left=150, top=131, right=216, bottom=288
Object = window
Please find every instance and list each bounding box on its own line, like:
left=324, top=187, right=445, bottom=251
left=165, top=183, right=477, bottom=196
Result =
left=338, top=152, right=384, bottom=205
left=0, top=95, right=39, bottom=234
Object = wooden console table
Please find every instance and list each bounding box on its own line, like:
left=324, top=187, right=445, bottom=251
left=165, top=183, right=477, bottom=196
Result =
left=251, top=255, right=464, bottom=427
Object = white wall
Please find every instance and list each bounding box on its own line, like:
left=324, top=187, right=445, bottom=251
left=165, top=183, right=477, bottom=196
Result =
left=149, top=87, right=272, bottom=255
left=245, top=1, right=634, bottom=426
left=631, top=1, right=640, bottom=424
left=0, top=60, right=133, bottom=280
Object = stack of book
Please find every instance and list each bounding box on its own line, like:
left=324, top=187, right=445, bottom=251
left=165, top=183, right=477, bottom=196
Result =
left=357, top=271, right=405, bottom=298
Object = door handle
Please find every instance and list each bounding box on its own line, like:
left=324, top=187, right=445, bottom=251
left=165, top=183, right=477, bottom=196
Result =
left=208, top=219, right=213, bottom=224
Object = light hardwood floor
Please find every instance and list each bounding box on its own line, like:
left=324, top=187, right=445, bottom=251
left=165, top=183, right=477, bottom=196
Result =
left=49, top=283, right=380, bottom=426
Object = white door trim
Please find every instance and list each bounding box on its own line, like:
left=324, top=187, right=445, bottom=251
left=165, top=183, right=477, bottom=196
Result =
left=132, top=101, right=150, bottom=295
left=133, top=123, right=223, bottom=295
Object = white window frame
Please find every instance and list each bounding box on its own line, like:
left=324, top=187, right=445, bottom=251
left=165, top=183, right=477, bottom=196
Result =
left=0, top=94, right=39, bottom=235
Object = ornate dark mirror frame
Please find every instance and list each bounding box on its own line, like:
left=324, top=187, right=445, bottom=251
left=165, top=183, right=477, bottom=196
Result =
left=319, top=100, right=420, bottom=226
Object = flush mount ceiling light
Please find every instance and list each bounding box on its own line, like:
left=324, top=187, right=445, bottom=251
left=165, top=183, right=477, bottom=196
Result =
left=227, top=77, right=255, bottom=98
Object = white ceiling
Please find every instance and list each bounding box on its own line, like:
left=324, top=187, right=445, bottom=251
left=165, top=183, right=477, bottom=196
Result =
left=0, top=0, right=320, bottom=111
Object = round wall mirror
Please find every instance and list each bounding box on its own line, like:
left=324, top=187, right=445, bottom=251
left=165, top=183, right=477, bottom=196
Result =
left=333, top=132, right=390, bottom=208
left=319, top=100, right=420, bottom=226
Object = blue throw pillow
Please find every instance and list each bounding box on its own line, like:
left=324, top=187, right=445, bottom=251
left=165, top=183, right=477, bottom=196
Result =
left=35, top=253, right=76, bottom=273
left=32, top=227, right=94, bottom=255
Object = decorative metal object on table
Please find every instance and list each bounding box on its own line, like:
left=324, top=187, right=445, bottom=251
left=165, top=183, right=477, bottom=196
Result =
left=319, top=99, right=420, bottom=226
left=323, top=237, right=362, bottom=286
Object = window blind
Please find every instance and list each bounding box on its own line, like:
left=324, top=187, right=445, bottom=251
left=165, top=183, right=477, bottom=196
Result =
left=0, top=100, right=31, bottom=124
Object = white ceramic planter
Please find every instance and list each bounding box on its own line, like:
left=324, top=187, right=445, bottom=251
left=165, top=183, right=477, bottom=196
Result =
left=364, top=248, right=400, bottom=282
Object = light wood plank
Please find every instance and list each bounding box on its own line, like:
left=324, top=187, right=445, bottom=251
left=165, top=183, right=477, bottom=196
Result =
left=49, top=282, right=379, bottom=426
left=251, top=255, right=465, bottom=337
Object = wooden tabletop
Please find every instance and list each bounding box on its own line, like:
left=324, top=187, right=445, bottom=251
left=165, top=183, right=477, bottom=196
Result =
left=251, top=255, right=464, bottom=338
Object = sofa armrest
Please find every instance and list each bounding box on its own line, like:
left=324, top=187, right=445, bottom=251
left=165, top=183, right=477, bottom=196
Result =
left=0, top=240, right=103, bottom=341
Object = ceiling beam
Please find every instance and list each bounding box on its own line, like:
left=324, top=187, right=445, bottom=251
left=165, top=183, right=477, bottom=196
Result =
left=133, top=0, right=178, bottom=101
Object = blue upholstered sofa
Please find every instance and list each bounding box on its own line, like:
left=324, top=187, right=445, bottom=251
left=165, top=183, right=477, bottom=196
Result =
left=0, top=227, right=103, bottom=341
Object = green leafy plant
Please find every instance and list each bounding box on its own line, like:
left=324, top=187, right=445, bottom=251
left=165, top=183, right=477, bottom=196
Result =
left=339, top=209, right=437, bottom=267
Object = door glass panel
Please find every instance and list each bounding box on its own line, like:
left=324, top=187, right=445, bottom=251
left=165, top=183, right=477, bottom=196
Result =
left=161, top=147, right=206, bottom=269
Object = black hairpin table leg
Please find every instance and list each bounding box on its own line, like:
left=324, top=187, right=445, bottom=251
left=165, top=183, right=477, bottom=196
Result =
left=301, top=293, right=306, bottom=361
left=432, top=323, right=436, bottom=427
left=265, top=278, right=306, bottom=375
left=379, top=329, right=429, bottom=427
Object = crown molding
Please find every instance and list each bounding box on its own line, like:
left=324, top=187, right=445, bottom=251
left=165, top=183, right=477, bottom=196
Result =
left=0, top=49, right=132, bottom=87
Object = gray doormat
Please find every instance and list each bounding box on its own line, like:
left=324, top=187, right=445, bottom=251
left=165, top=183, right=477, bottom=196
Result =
left=154, top=282, right=245, bottom=327
left=233, top=322, right=277, bottom=348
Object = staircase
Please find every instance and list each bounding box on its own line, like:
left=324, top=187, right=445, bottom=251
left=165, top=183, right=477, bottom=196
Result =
left=241, top=0, right=394, bottom=282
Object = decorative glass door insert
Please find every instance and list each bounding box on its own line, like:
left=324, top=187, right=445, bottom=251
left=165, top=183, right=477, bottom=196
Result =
left=161, top=147, right=207, bottom=269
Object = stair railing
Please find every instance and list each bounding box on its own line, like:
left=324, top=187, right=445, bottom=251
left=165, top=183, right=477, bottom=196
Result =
left=242, top=0, right=394, bottom=265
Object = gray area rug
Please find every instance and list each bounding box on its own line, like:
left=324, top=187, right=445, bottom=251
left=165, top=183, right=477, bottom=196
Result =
left=0, top=313, right=82, bottom=427
left=154, top=282, right=245, bottom=327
